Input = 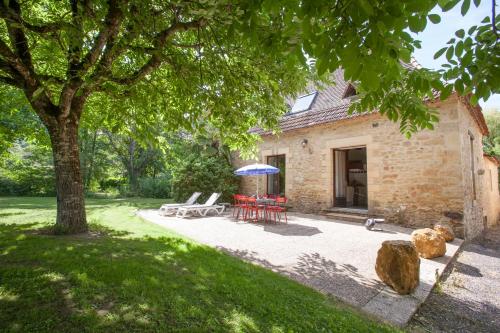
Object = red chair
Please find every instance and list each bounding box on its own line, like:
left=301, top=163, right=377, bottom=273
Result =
left=243, top=197, right=264, bottom=222
left=234, top=195, right=250, bottom=220
left=232, top=194, right=244, bottom=218
left=267, top=196, right=288, bottom=224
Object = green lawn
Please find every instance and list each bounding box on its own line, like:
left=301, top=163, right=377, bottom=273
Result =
left=0, top=197, right=398, bottom=332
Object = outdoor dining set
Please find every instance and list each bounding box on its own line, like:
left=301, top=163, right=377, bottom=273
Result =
left=232, top=194, right=288, bottom=224
left=158, top=163, right=288, bottom=222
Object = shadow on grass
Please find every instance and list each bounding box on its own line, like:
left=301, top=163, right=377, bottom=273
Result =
left=0, top=212, right=26, bottom=218
left=219, top=247, right=385, bottom=307
left=0, top=223, right=397, bottom=333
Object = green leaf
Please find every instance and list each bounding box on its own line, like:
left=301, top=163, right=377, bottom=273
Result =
left=461, top=0, right=470, bottom=16
left=461, top=50, right=473, bottom=66
left=468, top=25, right=477, bottom=35
left=473, top=0, right=481, bottom=7
left=440, top=84, right=453, bottom=100
left=441, top=0, right=460, bottom=12
left=455, top=41, right=464, bottom=57
left=481, top=16, right=490, bottom=23
left=400, top=48, right=411, bottom=62
left=446, top=46, right=454, bottom=61
left=454, top=79, right=464, bottom=95
left=470, top=94, right=478, bottom=105
left=358, top=0, right=374, bottom=16
left=428, top=14, right=441, bottom=24
left=455, top=29, right=465, bottom=38
left=434, top=47, right=447, bottom=59
left=408, top=15, right=420, bottom=32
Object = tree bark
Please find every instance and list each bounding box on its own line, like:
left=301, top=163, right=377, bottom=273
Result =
left=47, top=116, right=88, bottom=234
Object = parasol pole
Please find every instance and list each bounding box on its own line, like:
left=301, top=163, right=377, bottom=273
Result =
left=256, top=176, right=259, bottom=197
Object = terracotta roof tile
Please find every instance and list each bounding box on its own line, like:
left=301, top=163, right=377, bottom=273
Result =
left=251, top=60, right=487, bottom=136
left=252, top=69, right=365, bottom=135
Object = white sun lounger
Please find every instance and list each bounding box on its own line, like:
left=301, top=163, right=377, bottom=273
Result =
left=159, top=192, right=202, bottom=216
left=176, top=193, right=225, bottom=218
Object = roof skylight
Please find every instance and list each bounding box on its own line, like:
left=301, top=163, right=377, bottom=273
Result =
left=290, top=91, right=317, bottom=113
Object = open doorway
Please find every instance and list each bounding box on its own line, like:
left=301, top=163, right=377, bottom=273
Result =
left=333, top=147, right=367, bottom=209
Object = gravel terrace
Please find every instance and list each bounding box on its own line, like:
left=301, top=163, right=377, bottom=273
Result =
left=409, top=226, right=500, bottom=332
left=138, top=210, right=462, bottom=327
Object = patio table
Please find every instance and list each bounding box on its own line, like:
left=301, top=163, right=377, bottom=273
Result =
left=256, top=198, right=277, bottom=223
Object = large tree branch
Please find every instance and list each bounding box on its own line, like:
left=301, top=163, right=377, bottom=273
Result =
left=1, top=1, right=44, bottom=91
left=104, top=19, right=205, bottom=85
left=67, top=0, right=84, bottom=76
left=0, top=33, right=34, bottom=85
left=78, top=0, right=125, bottom=75
left=0, top=57, right=25, bottom=87
left=58, top=0, right=126, bottom=118
left=5, top=1, right=35, bottom=74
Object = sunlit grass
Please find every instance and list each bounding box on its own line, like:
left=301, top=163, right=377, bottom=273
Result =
left=0, top=197, right=399, bottom=332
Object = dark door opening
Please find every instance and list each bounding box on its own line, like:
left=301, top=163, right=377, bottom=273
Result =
left=333, top=147, right=367, bottom=209
left=267, top=155, right=286, bottom=196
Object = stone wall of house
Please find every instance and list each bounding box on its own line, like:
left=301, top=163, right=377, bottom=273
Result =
left=456, top=101, right=487, bottom=239
left=233, top=96, right=490, bottom=239
left=482, top=157, right=500, bottom=227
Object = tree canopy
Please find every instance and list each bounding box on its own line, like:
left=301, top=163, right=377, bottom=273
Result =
left=1, top=1, right=498, bottom=144
left=0, top=0, right=498, bottom=233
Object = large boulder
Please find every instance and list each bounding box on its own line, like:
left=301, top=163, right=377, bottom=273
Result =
left=433, top=224, right=455, bottom=242
left=411, top=228, right=446, bottom=259
left=375, top=240, right=420, bottom=295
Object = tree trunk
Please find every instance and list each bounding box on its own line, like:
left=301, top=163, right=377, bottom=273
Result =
left=47, top=117, right=88, bottom=234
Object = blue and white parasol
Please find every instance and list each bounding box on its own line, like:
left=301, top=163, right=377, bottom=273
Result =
left=234, top=163, right=279, bottom=196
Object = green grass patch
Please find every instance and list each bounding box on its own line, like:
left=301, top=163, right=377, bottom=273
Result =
left=0, top=197, right=398, bottom=332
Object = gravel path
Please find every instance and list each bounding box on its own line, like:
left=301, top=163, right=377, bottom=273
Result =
left=409, top=226, right=500, bottom=332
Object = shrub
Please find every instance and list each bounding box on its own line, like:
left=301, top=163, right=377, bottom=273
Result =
left=171, top=154, right=238, bottom=203
left=137, top=174, right=171, bottom=198
left=99, top=177, right=127, bottom=191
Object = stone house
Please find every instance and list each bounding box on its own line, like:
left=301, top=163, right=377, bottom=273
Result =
left=233, top=70, right=500, bottom=240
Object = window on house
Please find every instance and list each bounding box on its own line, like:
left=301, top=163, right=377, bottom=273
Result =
left=267, top=155, right=286, bottom=196
left=469, top=133, right=476, bottom=201
left=342, top=84, right=358, bottom=100
left=290, top=92, right=317, bottom=113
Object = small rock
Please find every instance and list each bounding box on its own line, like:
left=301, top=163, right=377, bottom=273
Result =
left=433, top=224, right=455, bottom=242
left=411, top=228, right=446, bottom=259
left=375, top=240, right=420, bottom=295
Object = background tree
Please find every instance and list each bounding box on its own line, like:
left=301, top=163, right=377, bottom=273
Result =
left=105, top=129, right=162, bottom=192
left=0, top=0, right=498, bottom=233
left=484, top=109, right=500, bottom=156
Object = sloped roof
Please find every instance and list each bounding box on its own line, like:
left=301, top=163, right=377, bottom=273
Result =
left=252, top=64, right=489, bottom=136
left=252, top=69, right=358, bottom=135
left=459, top=95, right=489, bottom=135
left=484, top=154, right=500, bottom=166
